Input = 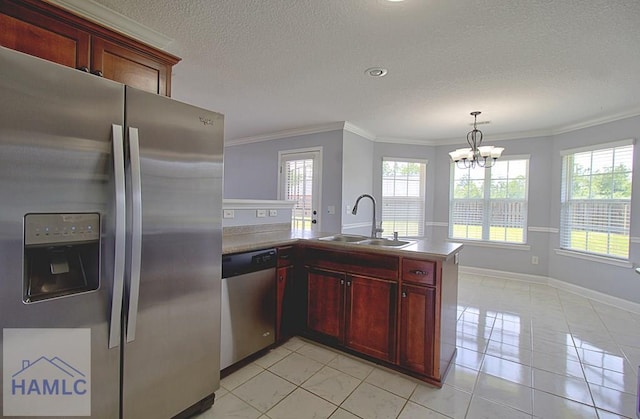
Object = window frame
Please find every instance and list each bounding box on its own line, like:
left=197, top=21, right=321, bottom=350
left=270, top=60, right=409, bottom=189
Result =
left=448, top=155, right=530, bottom=244
left=559, top=140, right=634, bottom=260
left=381, top=157, right=427, bottom=238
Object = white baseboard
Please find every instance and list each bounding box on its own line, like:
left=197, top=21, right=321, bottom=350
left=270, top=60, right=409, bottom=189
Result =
left=459, top=266, right=640, bottom=315
left=460, top=266, right=548, bottom=284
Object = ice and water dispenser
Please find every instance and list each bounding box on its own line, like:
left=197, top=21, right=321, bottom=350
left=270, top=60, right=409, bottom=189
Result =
left=23, top=213, right=100, bottom=303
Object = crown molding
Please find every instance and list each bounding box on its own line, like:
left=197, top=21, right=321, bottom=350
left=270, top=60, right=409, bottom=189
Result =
left=431, top=129, right=555, bottom=147
left=44, top=0, right=174, bottom=50
left=225, top=108, right=640, bottom=148
left=343, top=122, right=376, bottom=141
left=550, top=107, right=640, bottom=136
left=374, top=136, right=440, bottom=146
left=226, top=122, right=346, bottom=147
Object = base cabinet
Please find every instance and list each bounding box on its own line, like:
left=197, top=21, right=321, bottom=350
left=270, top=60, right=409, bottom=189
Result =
left=399, top=284, right=436, bottom=376
left=276, top=265, right=293, bottom=342
left=305, top=267, right=396, bottom=363
left=300, top=246, right=458, bottom=387
left=306, top=268, right=345, bottom=342
left=345, top=275, right=396, bottom=362
left=276, top=246, right=296, bottom=343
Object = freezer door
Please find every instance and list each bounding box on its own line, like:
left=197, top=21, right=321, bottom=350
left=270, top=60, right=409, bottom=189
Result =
left=122, top=87, right=223, bottom=418
left=0, top=47, right=123, bottom=418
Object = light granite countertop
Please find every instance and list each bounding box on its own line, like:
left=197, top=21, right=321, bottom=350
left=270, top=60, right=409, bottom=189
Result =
left=222, top=228, right=321, bottom=254
left=223, top=228, right=462, bottom=260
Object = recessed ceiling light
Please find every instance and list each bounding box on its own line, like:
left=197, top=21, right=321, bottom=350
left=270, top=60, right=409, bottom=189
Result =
left=386, top=0, right=406, bottom=2
left=365, top=67, right=388, bottom=77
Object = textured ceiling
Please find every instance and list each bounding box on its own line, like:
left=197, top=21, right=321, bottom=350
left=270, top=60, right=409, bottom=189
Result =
left=90, top=0, right=640, bottom=144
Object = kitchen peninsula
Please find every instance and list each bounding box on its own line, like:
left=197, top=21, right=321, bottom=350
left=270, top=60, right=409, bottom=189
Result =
left=222, top=228, right=462, bottom=387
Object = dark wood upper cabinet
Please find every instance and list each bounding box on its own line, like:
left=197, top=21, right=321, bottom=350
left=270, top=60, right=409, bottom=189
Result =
left=91, top=37, right=170, bottom=95
left=0, top=0, right=180, bottom=96
left=0, top=2, right=90, bottom=68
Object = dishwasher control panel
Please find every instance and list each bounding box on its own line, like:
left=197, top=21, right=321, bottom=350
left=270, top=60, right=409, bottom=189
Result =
left=222, top=248, right=277, bottom=277
left=251, top=251, right=276, bottom=266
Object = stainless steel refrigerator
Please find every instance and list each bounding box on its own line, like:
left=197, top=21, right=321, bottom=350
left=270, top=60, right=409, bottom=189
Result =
left=0, top=46, right=223, bottom=418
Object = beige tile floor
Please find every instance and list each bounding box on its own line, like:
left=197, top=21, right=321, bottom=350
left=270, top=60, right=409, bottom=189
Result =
left=196, top=273, right=640, bottom=419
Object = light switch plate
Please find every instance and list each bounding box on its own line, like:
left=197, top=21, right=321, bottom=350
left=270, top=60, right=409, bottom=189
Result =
left=269, top=209, right=278, bottom=217
left=223, top=209, right=235, bottom=219
left=256, top=209, right=267, bottom=218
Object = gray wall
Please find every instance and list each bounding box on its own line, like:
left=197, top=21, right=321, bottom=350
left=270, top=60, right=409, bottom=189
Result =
left=547, top=116, right=640, bottom=303
left=429, top=117, right=640, bottom=303
left=342, top=131, right=375, bottom=236
left=432, top=136, right=553, bottom=277
left=224, top=130, right=344, bottom=233
left=223, top=116, right=640, bottom=304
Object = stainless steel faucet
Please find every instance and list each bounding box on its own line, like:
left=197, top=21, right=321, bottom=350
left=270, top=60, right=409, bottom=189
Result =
left=352, top=194, right=384, bottom=238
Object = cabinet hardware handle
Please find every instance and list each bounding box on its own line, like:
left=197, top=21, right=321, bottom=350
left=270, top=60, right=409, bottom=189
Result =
left=347, top=281, right=351, bottom=287
left=92, top=69, right=104, bottom=77
left=279, top=276, right=283, bottom=282
left=410, top=269, right=428, bottom=275
left=280, top=254, right=290, bottom=259
left=340, top=279, right=345, bottom=285
left=402, top=292, right=407, bottom=298
left=77, top=66, right=90, bottom=72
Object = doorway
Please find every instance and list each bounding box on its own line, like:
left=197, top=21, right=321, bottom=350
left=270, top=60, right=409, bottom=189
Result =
left=278, top=148, right=322, bottom=232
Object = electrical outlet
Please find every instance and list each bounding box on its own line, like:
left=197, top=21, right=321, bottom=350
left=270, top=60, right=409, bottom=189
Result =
left=269, top=209, right=278, bottom=217
left=223, top=209, right=234, bottom=219
left=531, top=256, right=539, bottom=265
left=256, top=209, right=266, bottom=218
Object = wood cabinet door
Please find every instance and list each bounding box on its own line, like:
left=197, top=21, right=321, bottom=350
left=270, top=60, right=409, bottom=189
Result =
left=306, top=268, right=345, bottom=342
left=345, top=275, right=397, bottom=362
left=399, top=284, right=436, bottom=376
left=91, top=37, right=170, bottom=95
left=0, top=1, right=90, bottom=69
left=276, top=265, right=293, bottom=342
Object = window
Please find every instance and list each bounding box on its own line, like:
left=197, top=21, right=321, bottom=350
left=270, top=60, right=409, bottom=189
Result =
left=381, top=159, right=426, bottom=237
left=560, top=142, right=633, bottom=259
left=450, top=158, right=529, bottom=243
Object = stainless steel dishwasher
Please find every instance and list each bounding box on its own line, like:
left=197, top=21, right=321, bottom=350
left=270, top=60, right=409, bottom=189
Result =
left=220, top=248, right=277, bottom=369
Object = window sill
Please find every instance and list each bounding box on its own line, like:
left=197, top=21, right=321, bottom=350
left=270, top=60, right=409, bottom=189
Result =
left=448, top=239, right=530, bottom=251
left=554, top=249, right=632, bottom=268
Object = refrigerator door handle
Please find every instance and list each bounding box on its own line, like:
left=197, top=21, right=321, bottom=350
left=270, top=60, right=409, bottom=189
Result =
left=109, top=124, right=126, bottom=349
left=126, top=127, right=143, bottom=343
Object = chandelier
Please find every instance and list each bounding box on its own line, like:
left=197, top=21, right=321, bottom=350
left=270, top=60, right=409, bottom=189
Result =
left=449, top=111, right=504, bottom=169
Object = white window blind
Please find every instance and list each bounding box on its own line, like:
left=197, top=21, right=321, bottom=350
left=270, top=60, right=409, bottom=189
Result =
left=381, top=159, right=426, bottom=237
left=282, top=156, right=314, bottom=231
left=560, top=143, right=633, bottom=259
left=449, top=158, right=529, bottom=243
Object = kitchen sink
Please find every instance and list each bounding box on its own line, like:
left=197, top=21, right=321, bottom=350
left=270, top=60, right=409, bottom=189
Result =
left=317, top=235, right=414, bottom=248
left=317, top=234, right=368, bottom=242
left=356, top=238, right=413, bottom=247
